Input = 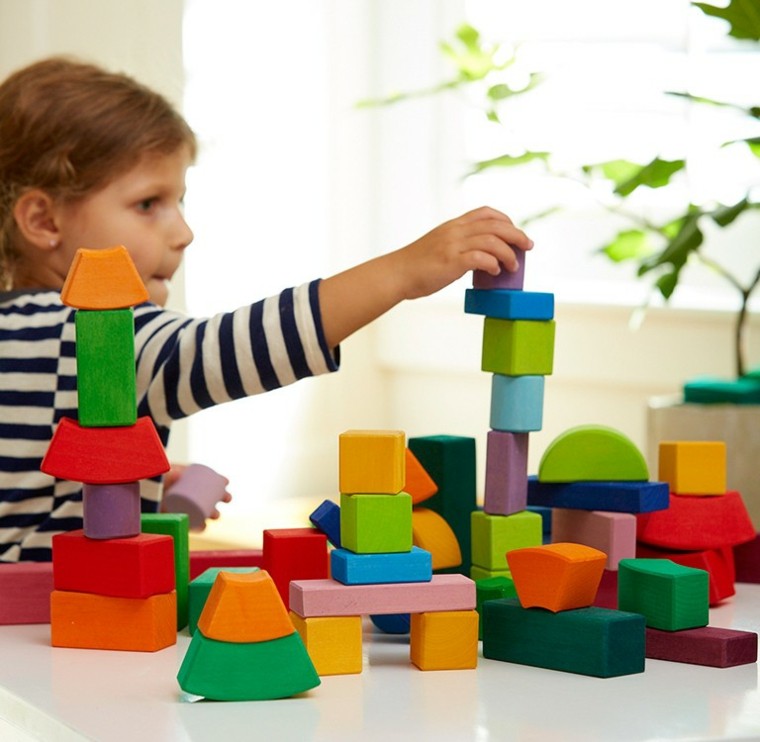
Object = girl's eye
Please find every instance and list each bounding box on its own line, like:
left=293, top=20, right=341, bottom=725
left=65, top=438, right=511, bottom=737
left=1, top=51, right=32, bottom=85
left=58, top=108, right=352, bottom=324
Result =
left=137, top=197, right=158, bottom=212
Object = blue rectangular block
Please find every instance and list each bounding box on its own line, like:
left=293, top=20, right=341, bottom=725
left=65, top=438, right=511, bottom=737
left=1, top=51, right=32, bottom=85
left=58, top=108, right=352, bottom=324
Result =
left=527, top=477, right=670, bottom=514
left=330, top=546, right=433, bottom=585
left=490, top=375, right=544, bottom=432
left=464, top=289, right=554, bottom=320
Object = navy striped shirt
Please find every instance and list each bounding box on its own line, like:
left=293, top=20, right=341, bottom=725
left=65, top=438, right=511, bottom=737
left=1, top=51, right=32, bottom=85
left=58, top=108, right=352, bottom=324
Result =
left=0, top=282, right=338, bottom=561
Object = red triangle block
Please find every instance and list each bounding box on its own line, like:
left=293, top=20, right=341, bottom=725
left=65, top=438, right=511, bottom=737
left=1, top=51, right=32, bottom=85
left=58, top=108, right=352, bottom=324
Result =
left=41, top=417, right=169, bottom=484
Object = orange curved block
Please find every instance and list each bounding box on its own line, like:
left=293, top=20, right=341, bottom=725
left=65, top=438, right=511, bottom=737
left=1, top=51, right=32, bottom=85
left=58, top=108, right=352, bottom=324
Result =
left=412, top=508, right=462, bottom=570
left=405, top=449, right=438, bottom=505
left=61, top=246, right=149, bottom=309
left=196, top=569, right=295, bottom=643
left=507, top=543, right=607, bottom=613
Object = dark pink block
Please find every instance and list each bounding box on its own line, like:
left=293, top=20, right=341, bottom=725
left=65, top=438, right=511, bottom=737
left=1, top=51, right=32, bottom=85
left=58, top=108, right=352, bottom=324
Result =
left=483, top=430, right=529, bottom=515
left=83, top=481, right=141, bottom=539
left=646, top=626, right=758, bottom=668
left=0, top=562, right=53, bottom=624
left=593, top=569, right=618, bottom=609
left=473, top=249, right=525, bottom=290
left=163, top=464, right=229, bottom=530
left=734, top=533, right=760, bottom=583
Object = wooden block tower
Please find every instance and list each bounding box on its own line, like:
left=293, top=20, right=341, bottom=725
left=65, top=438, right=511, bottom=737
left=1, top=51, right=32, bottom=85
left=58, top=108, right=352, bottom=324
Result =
left=464, top=252, right=552, bottom=579
left=41, top=247, right=177, bottom=651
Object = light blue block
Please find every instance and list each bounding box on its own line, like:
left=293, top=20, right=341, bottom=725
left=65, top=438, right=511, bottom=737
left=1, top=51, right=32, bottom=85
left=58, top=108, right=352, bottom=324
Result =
left=464, top=289, right=554, bottom=320
left=330, top=546, right=433, bottom=585
left=490, top=374, right=544, bottom=432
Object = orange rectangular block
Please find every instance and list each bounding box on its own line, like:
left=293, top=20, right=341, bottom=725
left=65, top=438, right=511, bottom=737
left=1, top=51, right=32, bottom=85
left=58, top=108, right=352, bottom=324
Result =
left=410, top=610, right=479, bottom=670
left=50, top=590, right=176, bottom=651
left=339, top=430, right=405, bottom=494
left=658, top=441, right=726, bottom=495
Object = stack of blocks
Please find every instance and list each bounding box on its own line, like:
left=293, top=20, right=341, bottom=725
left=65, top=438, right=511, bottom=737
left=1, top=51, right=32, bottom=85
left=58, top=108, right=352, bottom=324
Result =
left=463, top=252, right=553, bottom=582
left=40, top=247, right=177, bottom=651
left=289, top=430, right=478, bottom=674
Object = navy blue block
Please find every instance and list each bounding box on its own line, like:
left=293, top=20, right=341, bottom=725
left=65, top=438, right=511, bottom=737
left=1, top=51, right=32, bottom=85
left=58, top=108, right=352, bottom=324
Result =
left=330, top=546, right=433, bottom=585
left=527, top=477, right=670, bottom=514
left=464, top=289, right=554, bottom=320
left=527, top=504, right=553, bottom=535
left=309, top=499, right=341, bottom=547
left=370, top=613, right=411, bottom=634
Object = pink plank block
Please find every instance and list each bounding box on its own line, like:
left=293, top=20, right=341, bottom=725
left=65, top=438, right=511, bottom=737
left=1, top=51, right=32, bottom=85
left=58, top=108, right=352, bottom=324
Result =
left=646, top=626, right=758, bottom=668
left=189, top=549, right=264, bottom=580
left=83, top=482, right=141, bottom=539
left=289, top=574, right=475, bottom=618
left=0, top=562, right=53, bottom=624
left=551, top=509, right=636, bottom=570
left=473, top=250, right=525, bottom=290
left=163, top=464, right=229, bottom=530
left=483, top=430, right=529, bottom=516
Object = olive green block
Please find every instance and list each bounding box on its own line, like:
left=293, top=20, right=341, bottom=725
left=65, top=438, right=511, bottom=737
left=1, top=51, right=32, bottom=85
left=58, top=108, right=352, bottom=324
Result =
left=187, top=567, right=259, bottom=635
left=75, top=309, right=136, bottom=426
left=618, top=558, right=709, bottom=631
left=476, top=575, right=517, bottom=639
left=470, top=565, right=512, bottom=582
left=340, top=492, right=413, bottom=554
left=481, top=318, right=555, bottom=376
left=471, top=510, right=542, bottom=572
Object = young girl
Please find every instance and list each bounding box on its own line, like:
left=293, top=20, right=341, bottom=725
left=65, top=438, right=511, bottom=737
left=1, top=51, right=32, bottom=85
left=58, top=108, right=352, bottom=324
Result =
left=0, top=57, right=532, bottom=562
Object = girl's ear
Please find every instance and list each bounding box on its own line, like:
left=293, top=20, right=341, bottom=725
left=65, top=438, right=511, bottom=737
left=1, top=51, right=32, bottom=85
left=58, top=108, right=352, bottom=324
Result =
left=12, top=189, right=61, bottom=250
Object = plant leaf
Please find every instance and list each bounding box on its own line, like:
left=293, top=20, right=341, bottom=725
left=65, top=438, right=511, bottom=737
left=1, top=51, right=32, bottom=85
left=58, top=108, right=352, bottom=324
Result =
left=693, top=0, right=760, bottom=41
left=639, top=212, right=704, bottom=275
left=655, top=271, right=680, bottom=299
left=467, top=151, right=550, bottom=176
left=710, top=198, right=750, bottom=226
left=598, top=230, right=654, bottom=262
left=613, top=158, right=686, bottom=196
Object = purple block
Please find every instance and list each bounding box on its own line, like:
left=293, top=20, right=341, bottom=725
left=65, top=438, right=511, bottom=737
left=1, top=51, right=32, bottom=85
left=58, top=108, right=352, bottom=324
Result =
left=484, top=431, right=529, bottom=516
left=163, top=464, right=229, bottom=530
left=473, top=249, right=525, bottom=290
left=83, top=482, right=141, bottom=540
left=646, top=626, right=758, bottom=668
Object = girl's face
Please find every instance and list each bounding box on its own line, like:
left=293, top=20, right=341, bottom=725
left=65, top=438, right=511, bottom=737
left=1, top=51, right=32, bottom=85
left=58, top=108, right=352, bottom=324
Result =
left=53, top=146, right=194, bottom=306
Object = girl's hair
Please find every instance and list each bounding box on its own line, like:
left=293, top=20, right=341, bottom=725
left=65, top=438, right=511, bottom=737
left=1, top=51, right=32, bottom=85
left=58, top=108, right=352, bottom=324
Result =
left=0, top=56, right=197, bottom=289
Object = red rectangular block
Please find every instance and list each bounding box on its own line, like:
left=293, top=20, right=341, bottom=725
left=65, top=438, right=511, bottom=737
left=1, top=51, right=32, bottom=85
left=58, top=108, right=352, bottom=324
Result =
left=0, top=562, right=53, bottom=624
left=263, top=528, right=328, bottom=609
left=189, top=549, right=264, bottom=580
left=646, top=626, right=758, bottom=667
left=53, top=531, right=175, bottom=598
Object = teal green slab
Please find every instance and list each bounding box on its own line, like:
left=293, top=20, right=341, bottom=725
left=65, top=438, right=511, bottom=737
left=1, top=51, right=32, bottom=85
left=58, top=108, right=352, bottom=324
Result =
left=187, top=567, right=259, bottom=635
left=75, top=309, right=136, bottom=426
left=683, top=376, right=760, bottom=404
left=618, top=558, right=709, bottom=631
left=481, top=318, right=555, bottom=376
left=482, top=598, right=645, bottom=678
left=177, top=629, right=320, bottom=701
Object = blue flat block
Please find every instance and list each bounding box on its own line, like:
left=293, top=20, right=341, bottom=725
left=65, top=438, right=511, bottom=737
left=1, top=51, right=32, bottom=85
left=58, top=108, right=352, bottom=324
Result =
left=490, top=375, right=544, bottom=432
left=464, top=288, right=554, bottom=320
left=370, top=613, right=411, bottom=634
left=527, top=505, right=553, bottom=536
left=527, top=477, right=670, bottom=514
left=330, top=546, right=433, bottom=585
left=309, top=499, right=341, bottom=547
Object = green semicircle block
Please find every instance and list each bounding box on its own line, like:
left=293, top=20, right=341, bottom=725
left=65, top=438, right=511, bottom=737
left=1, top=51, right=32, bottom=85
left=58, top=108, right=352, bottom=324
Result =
left=538, top=425, right=649, bottom=483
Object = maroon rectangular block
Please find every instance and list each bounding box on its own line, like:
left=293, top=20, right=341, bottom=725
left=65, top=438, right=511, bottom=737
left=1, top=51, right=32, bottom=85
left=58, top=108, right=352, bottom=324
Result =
left=0, top=562, right=53, bottom=624
left=646, top=626, right=758, bottom=668
left=592, top=569, right=618, bottom=609
left=483, top=430, right=529, bottom=516
left=734, top=533, right=760, bottom=584
left=189, top=549, right=264, bottom=580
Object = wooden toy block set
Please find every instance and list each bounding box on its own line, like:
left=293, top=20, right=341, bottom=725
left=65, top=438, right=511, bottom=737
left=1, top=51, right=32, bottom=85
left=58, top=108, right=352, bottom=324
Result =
left=0, top=247, right=757, bottom=704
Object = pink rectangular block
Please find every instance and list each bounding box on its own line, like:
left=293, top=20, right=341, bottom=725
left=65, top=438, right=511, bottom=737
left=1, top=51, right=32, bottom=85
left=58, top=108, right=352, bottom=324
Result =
left=646, top=626, right=758, bottom=667
left=289, top=574, right=475, bottom=617
left=0, top=562, right=53, bottom=624
left=189, top=549, right=264, bottom=580
left=484, top=430, right=529, bottom=515
left=552, top=509, right=636, bottom=570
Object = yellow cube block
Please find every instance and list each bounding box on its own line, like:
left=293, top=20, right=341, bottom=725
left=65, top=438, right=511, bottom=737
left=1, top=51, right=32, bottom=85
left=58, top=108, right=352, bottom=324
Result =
left=410, top=610, right=479, bottom=670
left=289, top=613, right=363, bottom=676
left=658, top=441, right=727, bottom=495
left=339, top=430, right=405, bottom=494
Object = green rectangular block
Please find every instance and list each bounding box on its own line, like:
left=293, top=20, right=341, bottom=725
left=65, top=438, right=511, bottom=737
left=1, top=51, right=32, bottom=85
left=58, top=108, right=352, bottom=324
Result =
left=618, top=558, right=709, bottom=631
left=476, top=575, right=516, bottom=639
left=471, top=510, right=542, bottom=571
left=408, top=436, right=477, bottom=575
left=340, top=492, right=412, bottom=554
left=482, top=318, right=555, bottom=376
left=482, top=598, right=646, bottom=678
left=187, top=566, right=259, bottom=635
left=75, top=309, right=136, bottom=426
left=141, top=513, right=190, bottom=630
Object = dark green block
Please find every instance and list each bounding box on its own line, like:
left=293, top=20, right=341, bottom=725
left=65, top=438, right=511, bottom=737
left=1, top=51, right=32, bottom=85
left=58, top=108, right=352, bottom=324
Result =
left=409, top=435, right=476, bottom=576
left=187, top=567, right=259, bottom=635
left=476, top=576, right=516, bottom=640
left=618, top=558, right=709, bottom=631
left=482, top=598, right=645, bottom=678
left=141, top=513, right=190, bottom=630
left=683, top=376, right=760, bottom=404
left=75, top=309, right=136, bottom=426
left=178, top=629, right=320, bottom=701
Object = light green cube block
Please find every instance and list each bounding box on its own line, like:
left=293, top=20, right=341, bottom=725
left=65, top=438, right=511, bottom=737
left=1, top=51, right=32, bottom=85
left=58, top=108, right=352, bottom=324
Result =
left=471, top=510, right=543, bottom=571
left=340, top=492, right=413, bottom=554
left=482, top=318, right=555, bottom=376
left=470, top=565, right=512, bottom=581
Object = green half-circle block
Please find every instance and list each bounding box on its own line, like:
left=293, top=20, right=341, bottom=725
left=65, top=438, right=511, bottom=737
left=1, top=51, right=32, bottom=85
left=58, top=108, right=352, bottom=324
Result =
left=538, top=425, right=649, bottom=483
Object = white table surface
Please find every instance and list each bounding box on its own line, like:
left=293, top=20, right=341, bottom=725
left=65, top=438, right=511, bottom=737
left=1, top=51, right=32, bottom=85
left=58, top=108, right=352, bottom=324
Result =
left=1, top=586, right=759, bottom=742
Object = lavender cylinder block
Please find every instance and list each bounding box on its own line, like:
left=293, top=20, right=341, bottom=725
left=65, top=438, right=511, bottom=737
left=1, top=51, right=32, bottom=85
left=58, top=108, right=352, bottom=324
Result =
left=162, top=464, right=229, bottom=530
left=473, top=249, right=525, bottom=290
left=83, top=481, right=141, bottom=539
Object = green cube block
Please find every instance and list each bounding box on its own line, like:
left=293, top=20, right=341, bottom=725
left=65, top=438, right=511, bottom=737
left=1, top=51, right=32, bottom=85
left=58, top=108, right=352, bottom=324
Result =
left=482, top=318, right=555, bottom=376
left=471, top=510, right=542, bottom=571
left=141, top=513, right=190, bottom=630
left=476, top=575, right=516, bottom=639
left=75, top=309, right=136, bottom=426
left=482, top=598, right=645, bottom=678
left=340, top=492, right=412, bottom=554
left=618, top=558, right=709, bottom=631
left=470, top=565, right=512, bottom=582
left=188, top=567, right=260, bottom=635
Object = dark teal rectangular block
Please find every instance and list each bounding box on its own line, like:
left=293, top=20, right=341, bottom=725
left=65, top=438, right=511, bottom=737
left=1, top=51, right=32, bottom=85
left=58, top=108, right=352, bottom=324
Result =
left=482, top=598, right=646, bottom=678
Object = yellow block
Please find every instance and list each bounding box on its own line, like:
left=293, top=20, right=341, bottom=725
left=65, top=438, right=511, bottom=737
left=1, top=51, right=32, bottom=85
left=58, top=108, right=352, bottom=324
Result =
left=410, top=610, right=479, bottom=671
left=658, top=441, right=727, bottom=495
left=412, top=508, right=462, bottom=570
left=339, top=430, right=405, bottom=494
left=290, top=612, right=363, bottom=676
